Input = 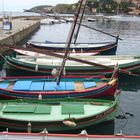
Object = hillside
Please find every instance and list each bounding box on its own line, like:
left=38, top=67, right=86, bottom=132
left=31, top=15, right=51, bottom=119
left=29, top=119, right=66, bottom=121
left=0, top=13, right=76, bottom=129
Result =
left=30, top=4, right=77, bottom=14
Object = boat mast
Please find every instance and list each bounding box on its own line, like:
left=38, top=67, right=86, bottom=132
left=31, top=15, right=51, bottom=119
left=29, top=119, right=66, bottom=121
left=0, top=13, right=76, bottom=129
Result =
left=74, top=0, right=87, bottom=44
left=56, top=0, right=87, bottom=85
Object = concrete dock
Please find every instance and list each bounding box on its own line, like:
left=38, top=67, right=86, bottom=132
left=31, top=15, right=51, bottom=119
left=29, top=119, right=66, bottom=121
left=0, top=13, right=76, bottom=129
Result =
left=0, top=18, right=40, bottom=68
left=0, top=18, right=40, bottom=45
left=0, top=18, right=40, bottom=58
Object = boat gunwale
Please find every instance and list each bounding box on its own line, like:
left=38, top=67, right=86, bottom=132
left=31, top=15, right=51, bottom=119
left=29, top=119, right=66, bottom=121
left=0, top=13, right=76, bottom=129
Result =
left=0, top=132, right=140, bottom=139
left=0, top=94, right=119, bottom=122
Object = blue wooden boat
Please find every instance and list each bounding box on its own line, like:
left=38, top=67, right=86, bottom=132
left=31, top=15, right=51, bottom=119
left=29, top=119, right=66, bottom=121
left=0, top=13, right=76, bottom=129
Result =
left=0, top=73, right=118, bottom=99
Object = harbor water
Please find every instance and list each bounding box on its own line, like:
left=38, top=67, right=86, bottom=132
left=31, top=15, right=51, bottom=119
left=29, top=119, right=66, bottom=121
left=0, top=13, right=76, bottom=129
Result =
left=1, top=15, right=140, bottom=135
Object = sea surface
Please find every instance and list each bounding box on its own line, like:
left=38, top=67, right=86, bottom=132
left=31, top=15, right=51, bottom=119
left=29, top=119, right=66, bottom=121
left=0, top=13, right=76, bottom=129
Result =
left=1, top=15, right=140, bottom=135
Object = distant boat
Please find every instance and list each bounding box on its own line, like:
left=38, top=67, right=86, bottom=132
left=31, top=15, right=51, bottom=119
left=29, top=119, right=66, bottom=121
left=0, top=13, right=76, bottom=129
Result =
left=0, top=131, right=140, bottom=140
left=12, top=48, right=99, bottom=57
left=5, top=55, right=140, bottom=75
left=26, top=37, right=119, bottom=55
left=0, top=91, right=120, bottom=132
left=86, top=17, right=96, bottom=22
left=40, top=19, right=55, bottom=25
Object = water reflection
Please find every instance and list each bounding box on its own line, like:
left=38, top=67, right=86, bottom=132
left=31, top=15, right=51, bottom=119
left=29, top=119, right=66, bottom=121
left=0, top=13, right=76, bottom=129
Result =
left=119, top=75, right=140, bottom=92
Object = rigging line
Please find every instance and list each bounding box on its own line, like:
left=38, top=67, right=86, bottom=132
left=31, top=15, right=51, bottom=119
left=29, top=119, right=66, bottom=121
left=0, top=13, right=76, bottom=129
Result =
left=77, top=22, right=122, bottom=40
left=116, top=106, right=135, bottom=133
left=24, top=9, right=122, bottom=40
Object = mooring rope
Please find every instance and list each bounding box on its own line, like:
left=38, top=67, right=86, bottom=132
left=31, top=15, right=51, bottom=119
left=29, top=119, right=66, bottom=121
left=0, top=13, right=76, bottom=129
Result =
left=116, top=107, right=134, bottom=132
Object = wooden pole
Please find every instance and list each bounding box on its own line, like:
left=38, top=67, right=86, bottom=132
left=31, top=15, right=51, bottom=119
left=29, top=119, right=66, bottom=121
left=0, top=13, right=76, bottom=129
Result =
left=56, top=0, right=86, bottom=85
left=74, top=0, right=87, bottom=44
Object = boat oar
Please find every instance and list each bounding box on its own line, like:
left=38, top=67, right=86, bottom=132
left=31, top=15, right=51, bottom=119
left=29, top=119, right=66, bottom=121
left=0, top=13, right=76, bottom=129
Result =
left=4, top=45, right=137, bottom=77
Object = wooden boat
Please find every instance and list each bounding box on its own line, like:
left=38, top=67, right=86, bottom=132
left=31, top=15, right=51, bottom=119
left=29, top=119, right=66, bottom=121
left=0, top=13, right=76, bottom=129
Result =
left=0, top=131, right=140, bottom=140
left=26, top=38, right=118, bottom=55
left=0, top=91, right=120, bottom=132
left=5, top=55, right=140, bottom=75
left=13, top=48, right=99, bottom=56
left=0, top=70, right=118, bottom=99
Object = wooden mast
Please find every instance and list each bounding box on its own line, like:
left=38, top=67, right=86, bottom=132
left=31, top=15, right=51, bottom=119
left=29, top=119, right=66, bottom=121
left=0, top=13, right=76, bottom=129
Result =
left=56, top=0, right=87, bottom=85
left=74, top=0, right=87, bottom=44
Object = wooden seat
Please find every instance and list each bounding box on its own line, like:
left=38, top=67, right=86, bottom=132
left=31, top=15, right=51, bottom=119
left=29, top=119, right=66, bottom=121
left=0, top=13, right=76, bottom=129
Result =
left=75, top=82, right=84, bottom=91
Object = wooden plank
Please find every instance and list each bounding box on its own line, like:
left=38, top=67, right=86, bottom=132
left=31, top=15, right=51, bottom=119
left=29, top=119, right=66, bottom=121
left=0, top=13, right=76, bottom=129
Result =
left=75, top=82, right=84, bottom=91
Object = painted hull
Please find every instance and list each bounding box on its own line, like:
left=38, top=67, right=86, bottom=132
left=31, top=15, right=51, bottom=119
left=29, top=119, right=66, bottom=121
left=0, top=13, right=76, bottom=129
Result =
left=0, top=111, right=116, bottom=132
left=27, top=41, right=118, bottom=55
left=5, top=55, right=140, bottom=76
left=0, top=93, right=120, bottom=132
left=0, top=132, right=140, bottom=140
left=0, top=75, right=118, bottom=99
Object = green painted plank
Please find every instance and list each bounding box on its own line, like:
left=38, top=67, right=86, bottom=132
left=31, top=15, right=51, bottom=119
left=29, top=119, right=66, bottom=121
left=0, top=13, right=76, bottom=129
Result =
left=0, top=105, right=3, bottom=111
left=34, top=105, right=51, bottom=114
left=62, top=104, right=84, bottom=114
left=3, top=105, right=36, bottom=113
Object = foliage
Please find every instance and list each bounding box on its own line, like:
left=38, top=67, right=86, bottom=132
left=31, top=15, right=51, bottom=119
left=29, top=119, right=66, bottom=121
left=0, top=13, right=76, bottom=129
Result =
left=51, top=4, right=76, bottom=14
left=87, top=0, right=132, bottom=14
left=30, top=1, right=134, bottom=14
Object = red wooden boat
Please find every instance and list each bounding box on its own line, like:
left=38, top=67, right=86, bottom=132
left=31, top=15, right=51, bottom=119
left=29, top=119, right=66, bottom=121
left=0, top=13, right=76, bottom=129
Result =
left=0, top=71, right=118, bottom=99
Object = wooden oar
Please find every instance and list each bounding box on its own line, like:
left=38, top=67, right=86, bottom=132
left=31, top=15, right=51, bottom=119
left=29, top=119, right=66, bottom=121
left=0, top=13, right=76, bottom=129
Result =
left=3, top=45, right=138, bottom=76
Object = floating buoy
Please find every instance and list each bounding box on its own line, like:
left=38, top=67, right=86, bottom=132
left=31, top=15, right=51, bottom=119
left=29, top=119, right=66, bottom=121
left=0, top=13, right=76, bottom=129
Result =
left=35, top=64, right=38, bottom=71
left=63, top=67, right=66, bottom=76
left=27, top=121, right=31, bottom=133
left=63, top=120, right=77, bottom=127
left=51, top=68, right=58, bottom=76
left=38, top=94, right=42, bottom=100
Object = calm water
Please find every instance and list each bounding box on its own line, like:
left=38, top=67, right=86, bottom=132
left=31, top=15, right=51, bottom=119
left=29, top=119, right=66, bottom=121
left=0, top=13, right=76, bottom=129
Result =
left=1, top=16, right=140, bottom=135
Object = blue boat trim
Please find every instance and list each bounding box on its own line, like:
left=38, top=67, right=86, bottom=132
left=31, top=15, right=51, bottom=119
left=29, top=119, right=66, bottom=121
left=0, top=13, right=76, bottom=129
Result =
left=0, top=84, right=112, bottom=99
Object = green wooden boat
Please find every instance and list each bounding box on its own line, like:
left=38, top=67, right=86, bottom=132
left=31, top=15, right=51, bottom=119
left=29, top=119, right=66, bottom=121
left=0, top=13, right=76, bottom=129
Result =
left=5, top=55, right=140, bottom=75
left=0, top=90, right=121, bottom=132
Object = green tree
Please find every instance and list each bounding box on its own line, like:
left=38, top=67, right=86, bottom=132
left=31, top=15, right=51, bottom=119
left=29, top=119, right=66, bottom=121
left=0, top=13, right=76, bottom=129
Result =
left=119, top=1, right=132, bottom=13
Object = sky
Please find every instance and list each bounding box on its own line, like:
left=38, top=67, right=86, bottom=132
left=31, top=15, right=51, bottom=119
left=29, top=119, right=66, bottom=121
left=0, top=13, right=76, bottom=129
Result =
left=0, top=0, right=78, bottom=12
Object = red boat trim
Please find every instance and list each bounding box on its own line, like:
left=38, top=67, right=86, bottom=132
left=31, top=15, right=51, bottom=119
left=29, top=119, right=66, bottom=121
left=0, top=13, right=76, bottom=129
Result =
left=0, top=132, right=140, bottom=139
left=0, top=83, right=110, bottom=95
left=3, top=74, right=105, bottom=79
